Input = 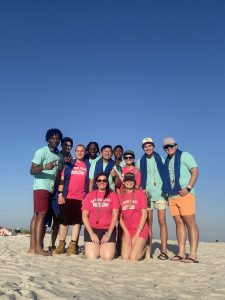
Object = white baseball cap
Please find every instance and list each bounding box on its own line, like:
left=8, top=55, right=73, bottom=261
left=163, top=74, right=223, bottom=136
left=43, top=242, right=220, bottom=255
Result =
left=142, top=137, right=155, bottom=147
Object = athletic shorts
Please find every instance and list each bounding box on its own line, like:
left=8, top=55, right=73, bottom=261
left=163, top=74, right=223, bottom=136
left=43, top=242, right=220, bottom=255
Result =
left=84, top=227, right=117, bottom=243
left=33, top=190, right=52, bottom=213
left=59, top=199, right=83, bottom=225
left=169, top=193, right=195, bottom=216
left=148, top=199, right=167, bottom=211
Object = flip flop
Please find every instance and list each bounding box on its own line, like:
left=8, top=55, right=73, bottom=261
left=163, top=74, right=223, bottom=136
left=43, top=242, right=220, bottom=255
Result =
left=157, top=252, right=169, bottom=260
left=170, top=255, right=184, bottom=261
left=183, top=257, right=199, bottom=264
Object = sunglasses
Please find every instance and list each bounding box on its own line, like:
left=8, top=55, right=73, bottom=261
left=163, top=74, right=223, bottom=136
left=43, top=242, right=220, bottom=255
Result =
left=124, top=156, right=134, bottom=160
left=96, top=179, right=108, bottom=183
left=164, top=144, right=175, bottom=150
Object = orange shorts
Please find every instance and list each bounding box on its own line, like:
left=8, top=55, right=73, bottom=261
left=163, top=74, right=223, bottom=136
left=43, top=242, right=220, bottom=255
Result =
left=169, top=194, right=195, bottom=216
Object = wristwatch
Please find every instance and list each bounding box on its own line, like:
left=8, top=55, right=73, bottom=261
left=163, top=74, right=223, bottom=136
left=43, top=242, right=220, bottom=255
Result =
left=186, top=185, right=192, bottom=192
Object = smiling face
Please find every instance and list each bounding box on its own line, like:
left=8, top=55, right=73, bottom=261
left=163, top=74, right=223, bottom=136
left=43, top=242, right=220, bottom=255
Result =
left=61, top=141, right=72, bottom=156
left=123, top=180, right=135, bottom=191
left=75, top=145, right=85, bottom=160
left=88, top=143, right=98, bottom=159
left=163, top=144, right=178, bottom=157
left=95, top=175, right=108, bottom=191
left=124, top=155, right=134, bottom=166
left=143, top=143, right=154, bottom=156
left=114, top=147, right=123, bottom=160
left=101, top=147, right=113, bottom=161
left=48, top=134, right=61, bottom=149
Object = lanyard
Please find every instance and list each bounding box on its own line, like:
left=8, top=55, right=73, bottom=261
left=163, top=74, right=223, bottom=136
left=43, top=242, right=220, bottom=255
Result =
left=95, top=191, right=105, bottom=224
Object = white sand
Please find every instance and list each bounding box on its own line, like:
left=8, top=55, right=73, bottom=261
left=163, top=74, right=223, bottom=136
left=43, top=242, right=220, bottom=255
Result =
left=0, top=235, right=225, bottom=299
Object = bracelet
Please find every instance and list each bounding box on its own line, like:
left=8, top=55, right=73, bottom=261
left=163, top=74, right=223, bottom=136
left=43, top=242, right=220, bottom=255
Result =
left=43, top=164, right=46, bottom=170
left=137, top=226, right=143, bottom=232
left=105, top=232, right=111, bottom=238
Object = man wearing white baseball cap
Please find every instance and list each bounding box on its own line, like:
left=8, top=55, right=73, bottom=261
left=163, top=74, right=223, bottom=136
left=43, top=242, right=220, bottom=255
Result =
left=136, top=137, right=169, bottom=260
left=163, top=137, right=199, bottom=263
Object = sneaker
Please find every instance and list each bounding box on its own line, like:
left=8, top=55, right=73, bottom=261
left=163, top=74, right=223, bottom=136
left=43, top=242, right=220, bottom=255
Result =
left=66, top=241, right=78, bottom=256
left=52, top=241, right=66, bottom=254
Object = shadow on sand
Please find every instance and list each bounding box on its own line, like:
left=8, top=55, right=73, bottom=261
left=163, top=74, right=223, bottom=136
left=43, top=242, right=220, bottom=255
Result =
left=152, top=241, right=179, bottom=256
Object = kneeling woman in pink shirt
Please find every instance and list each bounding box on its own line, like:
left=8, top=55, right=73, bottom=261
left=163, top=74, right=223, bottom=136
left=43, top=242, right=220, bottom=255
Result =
left=82, top=172, right=119, bottom=260
left=119, top=172, right=150, bottom=261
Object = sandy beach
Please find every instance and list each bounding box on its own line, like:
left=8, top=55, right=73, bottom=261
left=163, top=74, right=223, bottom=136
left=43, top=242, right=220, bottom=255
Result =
left=0, top=235, right=225, bottom=300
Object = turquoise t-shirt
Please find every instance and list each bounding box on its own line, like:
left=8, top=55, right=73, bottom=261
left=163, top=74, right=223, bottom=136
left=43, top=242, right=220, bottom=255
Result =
left=136, top=155, right=166, bottom=202
left=89, top=156, right=101, bottom=179
left=168, top=152, right=198, bottom=197
left=32, top=146, right=61, bottom=193
left=113, top=160, right=126, bottom=179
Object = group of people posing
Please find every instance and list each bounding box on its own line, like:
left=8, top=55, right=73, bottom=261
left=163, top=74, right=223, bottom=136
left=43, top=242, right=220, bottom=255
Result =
left=28, top=128, right=199, bottom=263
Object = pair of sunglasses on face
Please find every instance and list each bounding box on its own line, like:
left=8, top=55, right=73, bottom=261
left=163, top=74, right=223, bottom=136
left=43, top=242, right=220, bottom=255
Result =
left=164, top=144, right=176, bottom=150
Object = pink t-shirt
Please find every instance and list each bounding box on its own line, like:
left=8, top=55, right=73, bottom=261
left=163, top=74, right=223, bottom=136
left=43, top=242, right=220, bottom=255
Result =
left=119, top=190, right=149, bottom=240
left=122, top=166, right=141, bottom=186
left=62, top=160, right=87, bottom=201
left=82, top=190, right=119, bottom=229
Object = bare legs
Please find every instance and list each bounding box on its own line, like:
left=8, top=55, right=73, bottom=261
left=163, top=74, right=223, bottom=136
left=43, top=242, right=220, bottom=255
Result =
left=173, top=214, right=199, bottom=260
left=28, top=211, right=49, bottom=256
left=147, top=209, right=168, bottom=256
left=84, top=242, right=116, bottom=260
left=121, top=236, right=148, bottom=261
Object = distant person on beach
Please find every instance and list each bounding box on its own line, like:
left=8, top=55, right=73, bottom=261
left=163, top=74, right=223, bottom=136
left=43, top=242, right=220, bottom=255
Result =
left=163, top=137, right=199, bottom=263
left=28, top=128, right=63, bottom=256
left=82, top=172, right=119, bottom=260
left=0, top=227, right=12, bottom=236
left=46, top=137, right=73, bottom=252
left=119, top=173, right=150, bottom=261
left=136, top=137, right=168, bottom=260
left=53, top=144, right=90, bottom=256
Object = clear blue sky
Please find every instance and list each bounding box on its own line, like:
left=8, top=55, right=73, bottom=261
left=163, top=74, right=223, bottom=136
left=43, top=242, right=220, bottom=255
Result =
left=0, top=0, right=224, bottom=242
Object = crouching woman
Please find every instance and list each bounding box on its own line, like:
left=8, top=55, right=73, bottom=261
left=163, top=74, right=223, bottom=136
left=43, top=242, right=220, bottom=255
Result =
left=82, top=172, right=119, bottom=260
left=119, top=172, right=149, bottom=261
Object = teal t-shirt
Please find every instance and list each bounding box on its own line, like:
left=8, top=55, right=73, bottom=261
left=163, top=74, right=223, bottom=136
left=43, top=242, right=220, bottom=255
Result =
left=136, top=155, right=166, bottom=202
left=168, top=151, right=198, bottom=197
left=32, top=146, right=61, bottom=193
left=113, top=160, right=126, bottom=179
left=89, top=156, right=101, bottom=179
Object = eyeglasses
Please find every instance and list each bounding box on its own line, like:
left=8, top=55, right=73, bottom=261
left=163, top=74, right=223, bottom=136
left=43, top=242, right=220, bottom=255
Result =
left=96, top=179, right=108, bottom=183
left=124, top=156, right=134, bottom=160
left=164, top=144, right=175, bottom=150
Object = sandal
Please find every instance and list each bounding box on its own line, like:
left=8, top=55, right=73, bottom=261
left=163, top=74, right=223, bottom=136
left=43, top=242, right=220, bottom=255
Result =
left=157, top=252, right=169, bottom=260
left=183, top=257, right=199, bottom=264
left=170, top=255, right=184, bottom=261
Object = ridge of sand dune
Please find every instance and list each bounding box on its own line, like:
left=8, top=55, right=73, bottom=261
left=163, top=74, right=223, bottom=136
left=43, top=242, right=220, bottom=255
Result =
left=0, top=235, right=225, bottom=299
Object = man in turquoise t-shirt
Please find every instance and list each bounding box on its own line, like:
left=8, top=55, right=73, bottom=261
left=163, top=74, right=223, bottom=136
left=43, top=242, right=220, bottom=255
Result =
left=137, top=137, right=168, bottom=260
left=163, top=137, right=199, bottom=263
left=28, top=128, right=63, bottom=256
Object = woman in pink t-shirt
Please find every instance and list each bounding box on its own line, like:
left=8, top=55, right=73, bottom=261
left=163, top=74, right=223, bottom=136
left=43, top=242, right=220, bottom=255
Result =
left=119, top=172, right=150, bottom=261
left=121, top=150, right=141, bottom=189
left=82, top=172, right=119, bottom=260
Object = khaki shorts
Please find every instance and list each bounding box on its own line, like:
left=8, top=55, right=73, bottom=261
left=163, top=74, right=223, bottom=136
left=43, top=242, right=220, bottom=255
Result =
left=169, top=193, right=195, bottom=216
left=148, top=199, right=167, bottom=211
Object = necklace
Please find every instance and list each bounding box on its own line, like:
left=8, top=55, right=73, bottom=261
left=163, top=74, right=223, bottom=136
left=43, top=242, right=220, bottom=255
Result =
left=95, top=191, right=105, bottom=224
left=122, top=190, right=135, bottom=209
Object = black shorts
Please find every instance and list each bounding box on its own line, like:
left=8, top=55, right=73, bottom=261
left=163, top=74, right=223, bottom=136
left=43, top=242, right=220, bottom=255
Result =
left=84, top=227, right=117, bottom=243
left=59, top=199, right=83, bottom=225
